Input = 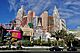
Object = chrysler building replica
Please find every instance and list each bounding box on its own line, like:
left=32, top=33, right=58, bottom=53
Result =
left=53, top=6, right=60, bottom=32
left=16, top=5, right=25, bottom=27
left=53, top=6, right=66, bottom=32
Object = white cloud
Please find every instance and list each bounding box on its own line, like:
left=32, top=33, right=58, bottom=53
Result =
left=59, top=7, right=80, bottom=19
left=32, top=0, right=46, bottom=11
left=59, top=8, right=74, bottom=13
left=64, top=2, right=72, bottom=5
left=59, top=8, right=74, bottom=18
left=72, top=2, right=80, bottom=6
left=64, top=1, right=80, bottom=6
left=60, top=12, right=73, bottom=19
left=67, top=18, right=80, bottom=26
left=42, top=1, right=51, bottom=10
left=74, top=11, right=80, bottom=15
left=8, top=0, right=17, bottom=12
left=70, top=6, right=79, bottom=10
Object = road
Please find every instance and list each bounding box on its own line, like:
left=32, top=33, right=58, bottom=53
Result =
left=0, top=50, right=80, bottom=53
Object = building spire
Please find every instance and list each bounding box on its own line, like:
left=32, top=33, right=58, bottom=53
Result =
left=53, top=5, right=60, bottom=18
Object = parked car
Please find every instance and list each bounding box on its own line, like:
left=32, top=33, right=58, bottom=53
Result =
left=0, top=46, right=3, bottom=50
left=67, top=47, right=77, bottom=51
left=49, top=46, right=64, bottom=51
left=2, top=45, right=9, bottom=50
left=11, top=45, right=17, bottom=50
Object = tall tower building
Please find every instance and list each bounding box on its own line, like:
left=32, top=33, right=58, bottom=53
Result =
left=16, top=5, right=25, bottom=27
left=40, top=11, right=48, bottom=32
left=48, top=16, right=54, bottom=33
left=53, top=6, right=60, bottom=32
left=27, top=10, right=35, bottom=24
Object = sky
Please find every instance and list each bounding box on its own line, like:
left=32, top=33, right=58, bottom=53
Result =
left=0, top=0, right=80, bottom=30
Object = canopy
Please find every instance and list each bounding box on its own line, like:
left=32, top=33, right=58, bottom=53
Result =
left=28, top=23, right=33, bottom=28
left=21, top=27, right=34, bottom=36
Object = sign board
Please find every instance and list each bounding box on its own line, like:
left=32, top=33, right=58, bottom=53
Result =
left=22, top=27, right=34, bottom=36
left=7, top=30, right=22, bottom=39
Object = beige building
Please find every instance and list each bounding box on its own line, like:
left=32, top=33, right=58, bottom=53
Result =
left=16, top=5, right=25, bottom=27
left=27, top=10, right=35, bottom=24
left=47, top=16, right=54, bottom=33
left=40, top=11, right=48, bottom=32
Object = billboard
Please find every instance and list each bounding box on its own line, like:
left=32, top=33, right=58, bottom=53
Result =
left=7, top=30, right=22, bottom=39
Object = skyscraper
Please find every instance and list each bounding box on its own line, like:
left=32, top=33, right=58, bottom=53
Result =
left=40, top=11, right=48, bottom=32
left=53, top=6, right=60, bottom=32
left=27, top=10, right=35, bottom=24
left=48, top=16, right=54, bottom=33
left=16, top=5, right=25, bottom=27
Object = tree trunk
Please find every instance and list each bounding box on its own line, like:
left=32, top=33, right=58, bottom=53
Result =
left=57, top=40, right=58, bottom=46
left=56, top=37, right=59, bottom=46
left=71, top=42, right=73, bottom=47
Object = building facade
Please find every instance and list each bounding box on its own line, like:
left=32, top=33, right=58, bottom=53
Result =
left=53, top=6, right=60, bottom=32
left=40, top=11, right=48, bottom=32
left=16, top=5, right=25, bottom=27
left=27, top=10, right=35, bottom=24
left=59, top=19, right=66, bottom=31
left=47, top=16, right=54, bottom=33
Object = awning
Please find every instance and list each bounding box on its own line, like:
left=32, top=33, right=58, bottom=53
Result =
left=28, top=23, right=33, bottom=28
left=21, top=27, right=34, bottom=36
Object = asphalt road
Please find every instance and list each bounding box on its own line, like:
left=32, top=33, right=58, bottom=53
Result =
left=0, top=50, right=80, bottom=53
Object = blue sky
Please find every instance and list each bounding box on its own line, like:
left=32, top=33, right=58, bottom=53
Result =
left=0, top=0, right=80, bottom=30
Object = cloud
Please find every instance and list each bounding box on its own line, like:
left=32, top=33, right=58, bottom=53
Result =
left=70, top=6, right=79, bottom=10
left=59, top=8, right=74, bottom=18
left=8, top=0, right=80, bottom=17
left=32, top=0, right=46, bottom=11
left=66, top=18, right=80, bottom=30
left=67, top=18, right=80, bottom=28
left=59, top=8, right=74, bottom=13
left=8, top=0, right=16, bottom=12
left=60, top=12, right=73, bottom=18
left=32, top=0, right=50, bottom=15
left=40, top=0, right=51, bottom=11
left=64, top=1, right=80, bottom=6
left=58, top=6, right=80, bottom=19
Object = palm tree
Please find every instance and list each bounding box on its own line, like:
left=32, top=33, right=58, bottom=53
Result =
left=64, top=33, right=75, bottom=47
left=54, top=29, right=67, bottom=46
left=55, top=30, right=60, bottom=46
left=59, top=29, right=67, bottom=46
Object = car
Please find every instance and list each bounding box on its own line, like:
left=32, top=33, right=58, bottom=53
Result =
left=2, top=45, right=9, bottom=50
left=11, top=45, right=17, bottom=49
left=49, top=46, right=64, bottom=51
left=0, top=46, right=3, bottom=49
left=67, top=47, right=77, bottom=51
left=2, top=45, right=9, bottom=48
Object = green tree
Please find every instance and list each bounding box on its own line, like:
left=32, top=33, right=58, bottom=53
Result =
left=48, top=38, right=51, bottom=46
left=64, top=33, right=75, bottom=47
left=55, top=30, right=60, bottom=46
left=54, top=29, right=67, bottom=46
